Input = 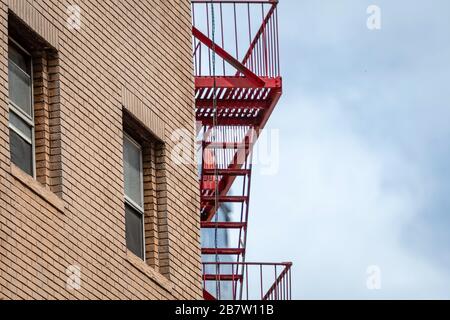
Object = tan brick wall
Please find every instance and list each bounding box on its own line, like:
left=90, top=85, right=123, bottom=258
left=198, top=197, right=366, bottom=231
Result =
left=0, top=0, right=202, bottom=300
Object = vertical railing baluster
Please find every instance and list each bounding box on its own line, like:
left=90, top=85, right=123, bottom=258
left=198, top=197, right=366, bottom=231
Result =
left=234, top=3, right=239, bottom=63
left=260, top=264, right=263, bottom=300
left=289, top=267, right=292, bottom=300
left=247, top=3, right=252, bottom=71
left=270, top=13, right=274, bottom=77
left=218, top=262, right=221, bottom=300
left=246, top=264, right=249, bottom=300
left=193, top=4, right=197, bottom=76
left=202, top=263, right=206, bottom=297
left=220, top=3, right=225, bottom=76
left=275, top=6, right=280, bottom=76
left=274, top=265, right=277, bottom=300
left=206, top=2, right=211, bottom=76
left=232, top=263, right=236, bottom=300
left=262, top=3, right=268, bottom=77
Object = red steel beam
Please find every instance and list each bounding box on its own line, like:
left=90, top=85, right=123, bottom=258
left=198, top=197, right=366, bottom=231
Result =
left=196, top=116, right=260, bottom=126
left=201, top=195, right=248, bottom=203
left=196, top=99, right=270, bottom=109
left=201, top=89, right=281, bottom=222
left=255, top=86, right=282, bottom=130
left=201, top=221, right=247, bottom=229
left=195, top=76, right=281, bottom=89
left=202, top=248, right=245, bottom=255
left=203, top=274, right=244, bottom=281
left=203, top=289, right=216, bottom=300
left=203, top=141, right=251, bottom=149
left=220, top=87, right=282, bottom=187
left=202, top=262, right=292, bottom=267
left=202, top=168, right=251, bottom=176
left=192, top=1, right=278, bottom=5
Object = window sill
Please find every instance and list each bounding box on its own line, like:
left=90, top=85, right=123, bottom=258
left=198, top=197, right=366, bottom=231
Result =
left=126, top=251, right=173, bottom=292
left=10, top=164, right=65, bottom=214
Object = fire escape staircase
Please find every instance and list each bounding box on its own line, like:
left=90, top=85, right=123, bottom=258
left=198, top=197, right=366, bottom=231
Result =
left=192, top=0, right=292, bottom=300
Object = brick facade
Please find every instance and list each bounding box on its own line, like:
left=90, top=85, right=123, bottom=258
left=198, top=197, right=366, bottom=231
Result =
left=0, top=0, right=202, bottom=300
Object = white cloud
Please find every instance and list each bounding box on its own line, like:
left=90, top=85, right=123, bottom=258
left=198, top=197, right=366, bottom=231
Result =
left=223, top=0, right=450, bottom=299
left=247, top=94, right=450, bottom=299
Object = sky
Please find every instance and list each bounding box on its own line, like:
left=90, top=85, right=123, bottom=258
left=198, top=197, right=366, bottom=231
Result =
left=245, top=0, right=450, bottom=299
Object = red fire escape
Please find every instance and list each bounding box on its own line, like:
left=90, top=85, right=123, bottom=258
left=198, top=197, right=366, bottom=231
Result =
left=192, top=0, right=292, bottom=300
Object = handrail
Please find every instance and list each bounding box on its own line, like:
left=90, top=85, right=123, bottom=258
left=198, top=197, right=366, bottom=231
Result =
left=192, top=0, right=280, bottom=78
left=202, top=262, right=292, bottom=300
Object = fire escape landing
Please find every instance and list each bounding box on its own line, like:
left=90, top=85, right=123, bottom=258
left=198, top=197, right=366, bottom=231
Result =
left=192, top=0, right=292, bottom=300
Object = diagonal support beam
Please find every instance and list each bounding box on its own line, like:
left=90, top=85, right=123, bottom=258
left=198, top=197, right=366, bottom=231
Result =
left=201, top=88, right=282, bottom=222
left=193, top=26, right=265, bottom=87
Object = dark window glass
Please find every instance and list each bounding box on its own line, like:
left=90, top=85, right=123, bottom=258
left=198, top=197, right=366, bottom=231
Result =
left=9, top=111, right=32, bottom=140
left=8, top=43, right=32, bottom=116
left=9, top=61, right=32, bottom=116
left=125, top=203, right=144, bottom=259
left=10, top=129, right=33, bottom=175
left=8, top=44, right=30, bottom=74
left=123, top=135, right=143, bottom=207
left=8, top=41, right=34, bottom=176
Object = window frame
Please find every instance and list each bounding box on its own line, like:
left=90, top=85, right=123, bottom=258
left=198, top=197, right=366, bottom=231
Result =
left=8, top=37, right=36, bottom=178
left=123, top=133, right=146, bottom=260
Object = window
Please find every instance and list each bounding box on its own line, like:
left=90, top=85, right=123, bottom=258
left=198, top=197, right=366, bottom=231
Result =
left=7, top=12, right=63, bottom=194
left=8, top=40, right=34, bottom=176
left=122, top=110, right=170, bottom=274
left=124, top=134, right=145, bottom=259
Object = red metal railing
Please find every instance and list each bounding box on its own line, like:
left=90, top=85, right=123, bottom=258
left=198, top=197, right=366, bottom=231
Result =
left=192, top=0, right=279, bottom=78
left=203, top=262, right=292, bottom=300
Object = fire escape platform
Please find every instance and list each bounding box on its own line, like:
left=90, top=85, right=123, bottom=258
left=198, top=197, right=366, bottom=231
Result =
left=196, top=78, right=282, bottom=127
left=195, top=76, right=281, bottom=89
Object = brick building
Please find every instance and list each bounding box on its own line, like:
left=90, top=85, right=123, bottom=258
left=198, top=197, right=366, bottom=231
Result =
left=0, top=0, right=202, bottom=299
